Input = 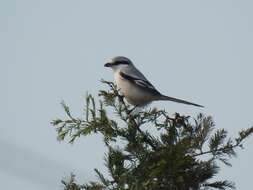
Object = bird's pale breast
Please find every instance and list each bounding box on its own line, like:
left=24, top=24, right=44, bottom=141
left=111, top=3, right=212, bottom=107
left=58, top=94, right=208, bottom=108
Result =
left=114, top=71, right=155, bottom=106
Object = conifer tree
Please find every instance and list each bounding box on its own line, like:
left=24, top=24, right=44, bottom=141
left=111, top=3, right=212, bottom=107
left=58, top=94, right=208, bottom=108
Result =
left=52, top=80, right=253, bottom=190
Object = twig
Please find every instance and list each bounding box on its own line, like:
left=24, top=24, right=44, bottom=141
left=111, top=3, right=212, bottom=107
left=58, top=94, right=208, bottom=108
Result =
left=192, top=143, right=239, bottom=157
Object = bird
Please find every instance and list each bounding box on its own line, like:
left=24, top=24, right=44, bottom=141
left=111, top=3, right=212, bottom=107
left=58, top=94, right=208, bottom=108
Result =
left=104, top=56, right=203, bottom=108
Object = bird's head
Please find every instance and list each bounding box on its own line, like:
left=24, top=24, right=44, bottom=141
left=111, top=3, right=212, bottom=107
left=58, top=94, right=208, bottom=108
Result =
left=104, top=56, right=133, bottom=72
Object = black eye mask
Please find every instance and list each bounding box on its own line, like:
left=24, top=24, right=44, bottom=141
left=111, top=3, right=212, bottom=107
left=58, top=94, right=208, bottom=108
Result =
left=113, top=61, right=130, bottom=66
left=104, top=61, right=129, bottom=67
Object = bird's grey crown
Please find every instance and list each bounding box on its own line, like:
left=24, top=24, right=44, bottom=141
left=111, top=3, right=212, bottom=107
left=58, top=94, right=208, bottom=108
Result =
left=111, top=56, right=132, bottom=65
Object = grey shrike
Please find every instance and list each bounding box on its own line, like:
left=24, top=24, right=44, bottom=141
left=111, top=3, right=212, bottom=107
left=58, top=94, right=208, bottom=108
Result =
left=104, top=56, right=203, bottom=108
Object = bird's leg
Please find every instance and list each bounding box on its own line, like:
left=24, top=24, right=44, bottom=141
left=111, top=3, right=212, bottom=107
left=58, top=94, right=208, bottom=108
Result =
left=118, top=95, right=130, bottom=113
left=118, top=94, right=125, bottom=104
left=117, top=94, right=137, bottom=115
left=118, top=94, right=124, bottom=99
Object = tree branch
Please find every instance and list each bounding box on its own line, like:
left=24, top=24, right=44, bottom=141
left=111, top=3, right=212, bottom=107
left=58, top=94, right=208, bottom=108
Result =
left=117, top=93, right=157, bottom=150
left=192, top=142, right=239, bottom=157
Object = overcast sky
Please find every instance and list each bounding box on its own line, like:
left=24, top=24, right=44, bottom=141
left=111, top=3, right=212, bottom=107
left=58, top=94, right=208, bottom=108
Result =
left=1, top=0, right=253, bottom=189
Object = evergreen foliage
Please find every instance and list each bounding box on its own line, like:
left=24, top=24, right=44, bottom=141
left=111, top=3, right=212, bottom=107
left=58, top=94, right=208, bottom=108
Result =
left=52, top=80, right=253, bottom=190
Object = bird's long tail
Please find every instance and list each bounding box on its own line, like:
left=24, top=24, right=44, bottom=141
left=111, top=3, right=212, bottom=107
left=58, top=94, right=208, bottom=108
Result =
left=160, top=95, right=204, bottom=108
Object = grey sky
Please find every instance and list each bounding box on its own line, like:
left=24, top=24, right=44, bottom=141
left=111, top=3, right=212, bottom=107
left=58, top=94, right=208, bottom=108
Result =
left=1, top=0, right=252, bottom=189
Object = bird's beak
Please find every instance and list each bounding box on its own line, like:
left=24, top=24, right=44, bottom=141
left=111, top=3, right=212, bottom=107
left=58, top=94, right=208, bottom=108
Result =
left=104, top=62, right=112, bottom=67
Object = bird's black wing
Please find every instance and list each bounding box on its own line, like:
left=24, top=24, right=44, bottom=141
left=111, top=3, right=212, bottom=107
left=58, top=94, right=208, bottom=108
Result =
left=119, top=71, right=161, bottom=96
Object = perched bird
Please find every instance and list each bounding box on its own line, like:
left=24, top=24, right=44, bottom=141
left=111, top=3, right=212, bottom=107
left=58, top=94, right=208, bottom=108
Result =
left=104, top=56, right=203, bottom=108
